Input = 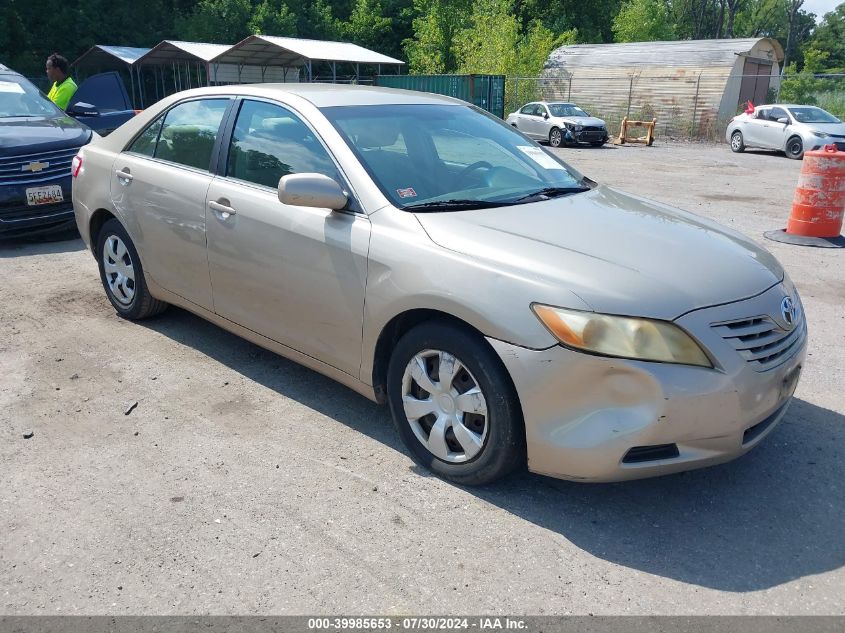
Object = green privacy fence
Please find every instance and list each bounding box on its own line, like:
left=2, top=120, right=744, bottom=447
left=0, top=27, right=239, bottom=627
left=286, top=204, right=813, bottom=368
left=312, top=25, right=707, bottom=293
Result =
left=375, top=74, right=506, bottom=118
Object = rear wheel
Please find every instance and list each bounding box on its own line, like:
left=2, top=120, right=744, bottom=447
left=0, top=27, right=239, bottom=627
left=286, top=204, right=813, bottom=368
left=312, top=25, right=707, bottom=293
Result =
left=386, top=322, right=525, bottom=485
left=96, top=218, right=168, bottom=320
left=785, top=136, right=804, bottom=160
left=549, top=127, right=563, bottom=148
left=730, top=130, right=745, bottom=153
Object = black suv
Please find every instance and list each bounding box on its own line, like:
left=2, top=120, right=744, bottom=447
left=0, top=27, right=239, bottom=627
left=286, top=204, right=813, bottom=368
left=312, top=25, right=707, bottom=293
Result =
left=1, top=64, right=93, bottom=237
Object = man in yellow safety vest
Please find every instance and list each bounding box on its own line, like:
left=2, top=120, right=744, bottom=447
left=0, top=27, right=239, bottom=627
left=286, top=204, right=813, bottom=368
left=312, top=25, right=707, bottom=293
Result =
left=46, top=53, right=77, bottom=110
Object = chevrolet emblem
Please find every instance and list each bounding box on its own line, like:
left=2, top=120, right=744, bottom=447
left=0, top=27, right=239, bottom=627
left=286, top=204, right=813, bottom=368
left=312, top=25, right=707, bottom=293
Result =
left=22, top=161, right=49, bottom=173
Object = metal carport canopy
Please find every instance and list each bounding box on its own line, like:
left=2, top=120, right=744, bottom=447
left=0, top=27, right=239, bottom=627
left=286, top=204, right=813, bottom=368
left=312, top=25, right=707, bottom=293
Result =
left=136, top=40, right=231, bottom=64
left=210, top=35, right=404, bottom=68
left=71, top=45, right=150, bottom=70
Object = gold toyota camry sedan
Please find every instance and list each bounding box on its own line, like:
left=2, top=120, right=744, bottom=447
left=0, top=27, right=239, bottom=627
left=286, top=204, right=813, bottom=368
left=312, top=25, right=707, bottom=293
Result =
left=72, top=84, right=806, bottom=485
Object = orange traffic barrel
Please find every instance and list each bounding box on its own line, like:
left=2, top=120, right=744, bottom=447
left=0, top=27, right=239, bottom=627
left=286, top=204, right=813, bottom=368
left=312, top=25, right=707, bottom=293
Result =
left=766, top=144, right=845, bottom=248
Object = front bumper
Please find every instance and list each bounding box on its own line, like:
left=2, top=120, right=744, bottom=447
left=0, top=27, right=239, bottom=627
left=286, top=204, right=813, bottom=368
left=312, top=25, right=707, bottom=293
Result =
left=564, top=129, right=609, bottom=144
left=0, top=175, right=76, bottom=238
left=490, top=283, right=807, bottom=482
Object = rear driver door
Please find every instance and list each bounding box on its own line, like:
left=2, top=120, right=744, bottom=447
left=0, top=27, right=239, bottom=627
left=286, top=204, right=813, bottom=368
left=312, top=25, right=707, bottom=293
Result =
left=110, top=97, right=232, bottom=311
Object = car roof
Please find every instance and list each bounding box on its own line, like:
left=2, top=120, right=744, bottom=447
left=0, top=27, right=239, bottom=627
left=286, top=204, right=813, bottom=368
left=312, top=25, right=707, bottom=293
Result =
left=757, top=104, right=819, bottom=109
left=162, top=83, right=465, bottom=108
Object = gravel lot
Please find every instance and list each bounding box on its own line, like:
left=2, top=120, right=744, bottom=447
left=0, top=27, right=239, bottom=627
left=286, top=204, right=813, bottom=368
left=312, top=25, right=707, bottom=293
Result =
left=1, top=141, right=843, bottom=615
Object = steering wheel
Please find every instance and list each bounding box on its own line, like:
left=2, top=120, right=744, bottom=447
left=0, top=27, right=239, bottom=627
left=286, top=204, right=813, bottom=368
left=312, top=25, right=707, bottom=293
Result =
left=456, top=160, right=493, bottom=183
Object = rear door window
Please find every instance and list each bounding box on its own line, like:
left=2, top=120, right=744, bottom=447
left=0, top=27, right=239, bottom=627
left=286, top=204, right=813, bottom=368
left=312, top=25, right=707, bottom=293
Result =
left=154, top=98, right=230, bottom=171
left=128, top=116, right=163, bottom=157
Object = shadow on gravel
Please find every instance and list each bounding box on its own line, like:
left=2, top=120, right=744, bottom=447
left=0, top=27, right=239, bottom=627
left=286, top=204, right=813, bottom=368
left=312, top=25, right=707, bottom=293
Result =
left=0, top=231, right=84, bottom=258
left=143, top=307, right=844, bottom=593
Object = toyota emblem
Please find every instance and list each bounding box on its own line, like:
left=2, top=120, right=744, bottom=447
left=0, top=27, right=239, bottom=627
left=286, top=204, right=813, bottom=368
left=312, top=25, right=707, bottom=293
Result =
left=781, top=296, right=798, bottom=328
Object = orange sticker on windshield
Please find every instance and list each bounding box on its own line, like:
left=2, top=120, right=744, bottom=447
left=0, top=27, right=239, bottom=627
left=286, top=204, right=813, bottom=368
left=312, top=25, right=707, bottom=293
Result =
left=397, top=187, right=417, bottom=198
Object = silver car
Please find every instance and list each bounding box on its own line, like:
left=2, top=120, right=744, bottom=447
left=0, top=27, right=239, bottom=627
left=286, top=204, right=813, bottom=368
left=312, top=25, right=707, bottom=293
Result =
left=727, top=103, right=845, bottom=159
left=72, top=85, right=806, bottom=485
left=506, top=101, right=609, bottom=148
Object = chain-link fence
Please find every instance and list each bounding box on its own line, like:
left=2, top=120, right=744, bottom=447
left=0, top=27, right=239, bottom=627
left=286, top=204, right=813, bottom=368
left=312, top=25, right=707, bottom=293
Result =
left=509, top=73, right=845, bottom=141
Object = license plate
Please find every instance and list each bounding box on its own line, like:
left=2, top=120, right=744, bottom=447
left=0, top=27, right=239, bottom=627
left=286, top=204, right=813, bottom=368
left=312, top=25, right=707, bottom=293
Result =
left=26, top=185, right=64, bottom=206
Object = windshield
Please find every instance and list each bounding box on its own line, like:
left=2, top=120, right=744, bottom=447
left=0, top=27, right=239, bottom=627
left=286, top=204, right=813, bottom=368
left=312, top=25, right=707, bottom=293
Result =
left=0, top=75, right=62, bottom=118
left=788, top=107, right=840, bottom=124
left=321, top=104, right=588, bottom=210
left=548, top=103, right=590, bottom=118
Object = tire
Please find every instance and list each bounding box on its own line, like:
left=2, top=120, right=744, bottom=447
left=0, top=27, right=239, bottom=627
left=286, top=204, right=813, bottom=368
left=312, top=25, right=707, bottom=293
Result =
left=386, top=322, right=525, bottom=486
left=96, top=218, right=168, bottom=320
left=549, top=127, right=563, bottom=148
left=730, top=130, right=745, bottom=153
left=785, top=136, right=804, bottom=160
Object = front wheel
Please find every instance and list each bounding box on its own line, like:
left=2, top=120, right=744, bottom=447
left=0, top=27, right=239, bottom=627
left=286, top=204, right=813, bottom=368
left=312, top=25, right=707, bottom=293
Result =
left=386, top=322, right=525, bottom=485
left=730, top=131, right=745, bottom=153
left=549, top=127, right=563, bottom=148
left=785, top=136, right=804, bottom=160
left=96, top=218, right=168, bottom=320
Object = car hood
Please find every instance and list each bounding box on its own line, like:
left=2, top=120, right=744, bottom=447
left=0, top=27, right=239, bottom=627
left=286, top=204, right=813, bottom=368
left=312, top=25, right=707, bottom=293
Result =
left=801, top=121, right=845, bottom=137
left=554, top=116, right=606, bottom=127
left=0, top=116, right=91, bottom=156
left=414, top=186, right=783, bottom=321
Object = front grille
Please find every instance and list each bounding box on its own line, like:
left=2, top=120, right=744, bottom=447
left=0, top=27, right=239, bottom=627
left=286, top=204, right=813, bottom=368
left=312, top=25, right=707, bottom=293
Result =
left=583, top=126, right=605, bottom=132
left=0, top=146, right=81, bottom=185
left=712, top=314, right=806, bottom=371
left=0, top=201, right=73, bottom=223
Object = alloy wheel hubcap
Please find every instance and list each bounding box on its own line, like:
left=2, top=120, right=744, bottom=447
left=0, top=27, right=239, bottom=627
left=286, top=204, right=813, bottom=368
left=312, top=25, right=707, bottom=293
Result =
left=401, top=349, right=488, bottom=463
left=732, top=134, right=741, bottom=149
left=103, top=235, right=136, bottom=306
left=551, top=130, right=561, bottom=145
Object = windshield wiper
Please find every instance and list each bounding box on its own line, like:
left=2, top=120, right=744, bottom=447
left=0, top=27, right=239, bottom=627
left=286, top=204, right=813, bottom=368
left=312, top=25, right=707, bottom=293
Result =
left=403, top=199, right=515, bottom=212
left=509, top=186, right=591, bottom=203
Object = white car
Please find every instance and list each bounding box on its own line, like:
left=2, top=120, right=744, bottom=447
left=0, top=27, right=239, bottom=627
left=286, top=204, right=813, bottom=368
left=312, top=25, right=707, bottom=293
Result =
left=506, top=101, right=609, bottom=148
left=727, top=104, right=845, bottom=159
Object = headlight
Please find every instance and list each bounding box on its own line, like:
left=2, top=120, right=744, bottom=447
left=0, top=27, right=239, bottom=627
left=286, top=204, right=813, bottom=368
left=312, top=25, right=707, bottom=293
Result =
left=575, top=124, right=583, bottom=131
left=812, top=131, right=829, bottom=138
left=532, top=304, right=712, bottom=367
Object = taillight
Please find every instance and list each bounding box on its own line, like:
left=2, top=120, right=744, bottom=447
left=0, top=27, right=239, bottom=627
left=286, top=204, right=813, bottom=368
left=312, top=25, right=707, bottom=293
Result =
left=71, top=154, right=83, bottom=178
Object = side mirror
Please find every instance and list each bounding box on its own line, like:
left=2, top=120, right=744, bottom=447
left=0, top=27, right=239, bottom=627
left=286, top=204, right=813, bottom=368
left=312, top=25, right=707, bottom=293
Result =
left=68, top=102, right=99, bottom=117
left=777, top=117, right=789, bottom=124
left=278, top=173, right=348, bottom=210
left=543, top=113, right=549, bottom=120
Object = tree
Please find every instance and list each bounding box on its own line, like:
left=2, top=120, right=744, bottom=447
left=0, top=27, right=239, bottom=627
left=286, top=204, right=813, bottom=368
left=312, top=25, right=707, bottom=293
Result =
left=249, top=0, right=297, bottom=36
left=779, top=46, right=829, bottom=103
left=782, top=0, right=804, bottom=70
left=807, top=3, right=845, bottom=71
left=177, top=0, right=254, bottom=43
left=612, top=0, right=676, bottom=42
left=338, top=0, right=393, bottom=51
left=725, top=0, right=743, bottom=37
left=404, top=0, right=472, bottom=73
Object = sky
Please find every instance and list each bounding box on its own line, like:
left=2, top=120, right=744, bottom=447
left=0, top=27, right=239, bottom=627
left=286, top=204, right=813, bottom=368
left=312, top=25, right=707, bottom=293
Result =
left=803, top=0, right=841, bottom=21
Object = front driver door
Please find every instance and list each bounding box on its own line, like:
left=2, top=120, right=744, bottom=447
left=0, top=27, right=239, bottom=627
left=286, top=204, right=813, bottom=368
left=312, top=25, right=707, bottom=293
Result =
left=205, top=98, right=370, bottom=377
left=111, top=97, right=232, bottom=310
left=765, top=107, right=792, bottom=150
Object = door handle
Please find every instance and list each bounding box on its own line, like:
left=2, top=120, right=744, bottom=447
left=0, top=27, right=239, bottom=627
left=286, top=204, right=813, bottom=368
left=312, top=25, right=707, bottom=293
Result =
left=115, top=169, right=133, bottom=183
left=209, top=200, right=237, bottom=218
